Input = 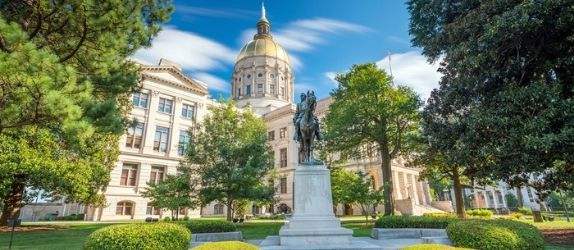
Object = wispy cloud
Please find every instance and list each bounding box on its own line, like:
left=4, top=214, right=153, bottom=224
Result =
left=324, top=72, right=338, bottom=86
left=190, top=72, right=230, bottom=93
left=177, top=6, right=258, bottom=20
left=239, top=18, right=370, bottom=70
left=134, top=27, right=236, bottom=71
left=375, top=51, right=442, bottom=101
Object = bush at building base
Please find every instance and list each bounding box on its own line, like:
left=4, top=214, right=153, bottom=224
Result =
left=175, top=220, right=236, bottom=233
left=84, top=223, right=191, bottom=250
left=192, top=241, right=258, bottom=250
left=401, top=244, right=472, bottom=250
left=446, top=219, right=544, bottom=250
left=375, top=216, right=462, bottom=229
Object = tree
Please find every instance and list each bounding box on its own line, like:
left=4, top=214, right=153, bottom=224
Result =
left=184, top=100, right=275, bottom=221
left=505, top=193, right=520, bottom=211
left=141, top=166, right=200, bottom=220
left=352, top=171, right=384, bottom=226
left=0, top=0, right=172, bottom=225
left=408, top=1, right=574, bottom=195
left=323, top=63, right=421, bottom=216
left=330, top=167, right=357, bottom=213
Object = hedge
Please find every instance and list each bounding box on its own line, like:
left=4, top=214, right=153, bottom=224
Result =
left=192, top=241, right=258, bottom=250
left=422, top=212, right=458, bottom=218
left=446, top=219, right=544, bottom=250
left=175, top=220, right=236, bottom=233
left=466, top=209, right=493, bottom=218
left=375, top=216, right=462, bottom=229
left=401, top=244, right=472, bottom=250
left=84, top=223, right=191, bottom=250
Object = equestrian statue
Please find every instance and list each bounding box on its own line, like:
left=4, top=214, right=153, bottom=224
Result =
left=293, top=90, right=322, bottom=164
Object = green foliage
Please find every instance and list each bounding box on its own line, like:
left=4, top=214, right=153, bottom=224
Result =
left=548, top=190, right=574, bottom=211
left=141, top=166, right=200, bottom=219
left=505, top=193, right=520, bottom=210
left=192, top=241, right=258, bottom=250
left=408, top=0, right=574, bottom=192
left=323, top=63, right=421, bottom=215
left=83, top=223, right=191, bottom=250
left=465, top=209, right=493, bottom=218
left=0, top=0, right=172, bottom=225
left=422, top=212, right=458, bottom=218
left=375, top=216, right=461, bottom=229
left=163, top=217, right=171, bottom=222
left=518, top=207, right=533, bottom=216
left=183, top=100, right=274, bottom=220
left=401, top=244, right=471, bottom=250
left=446, top=219, right=544, bottom=250
left=510, top=213, right=523, bottom=220
left=175, top=220, right=236, bottom=233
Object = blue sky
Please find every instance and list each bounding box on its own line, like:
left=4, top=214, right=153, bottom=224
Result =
left=134, top=0, right=441, bottom=101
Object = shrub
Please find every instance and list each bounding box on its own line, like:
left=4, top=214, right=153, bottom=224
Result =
left=510, top=212, right=523, bottom=220
left=422, top=212, right=458, bottom=218
left=375, top=216, right=462, bottom=229
left=446, top=219, right=544, bottom=250
left=466, top=209, right=493, bottom=218
left=183, top=216, right=190, bottom=221
left=163, top=217, right=171, bottom=222
left=517, top=206, right=533, bottom=215
left=192, top=241, right=258, bottom=250
left=401, top=243, right=472, bottom=250
left=84, top=223, right=191, bottom=250
left=175, top=220, right=236, bottom=233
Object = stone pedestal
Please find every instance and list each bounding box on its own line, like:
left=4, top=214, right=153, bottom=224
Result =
left=279, top=164, right=352, bottom=246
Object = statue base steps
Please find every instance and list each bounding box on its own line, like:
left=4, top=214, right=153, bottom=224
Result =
left=260, top=164, right=380, bottom=249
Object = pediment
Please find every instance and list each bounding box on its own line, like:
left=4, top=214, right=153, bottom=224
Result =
left=141, top=65, right=209, bottom=95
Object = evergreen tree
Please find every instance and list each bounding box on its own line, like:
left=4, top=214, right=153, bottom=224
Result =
left=408, top=1, right=574, bottom=193
left=0, top=0, right=172, bottom=225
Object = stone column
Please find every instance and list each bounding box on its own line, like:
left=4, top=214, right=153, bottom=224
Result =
left=409, top=174, right=420, bottom=204
left=491, top=190, right=498, bottom=209
left=393, top=171, right=403, bottom=199
left=482, top=191, right=489, bottom=208
left=142, top=90, right=160, bottom=155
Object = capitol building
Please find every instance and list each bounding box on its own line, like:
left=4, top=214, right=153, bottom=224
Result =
left=84, top=4, right=434, bottom=221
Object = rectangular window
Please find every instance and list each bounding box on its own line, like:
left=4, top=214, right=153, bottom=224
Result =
left=146, top=202, right=160, bottom=215
left=132, top=92, right=149, bottom=108
left=526, top=188, right=534, bottom=202
left=181, top=104, right=195, bottom=119
left=154, top=126, right=170, bottom=152
left=257, top=84, right=263, bottom=93
left=178, top=130, right=191, bottom=156
left=120, top=164, right=138, bottom=186
left=149, top=166, right=165, bottom=185
left=270, top=84, right=275, bottom=94
left=246, top=85, right=251, bottom=96
left=125, top=122, right=144, bottom=149
left=280, top=177, right=287, bottom=194
left=238, top=88, right=241, bottom=96
left=281, top=87, right=285, bottom=96
left=116, top=201, right=133, bottom=215
left=280, top=148, right=287, bottom=168
left=268, top=131, right=275, bottom=141
left=158, top=97, right=173, bottom=114
left=279, top=127, right=287, bottom=138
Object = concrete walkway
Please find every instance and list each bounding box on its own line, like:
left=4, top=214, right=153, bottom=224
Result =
left=248, top=237, right=426, bottom=250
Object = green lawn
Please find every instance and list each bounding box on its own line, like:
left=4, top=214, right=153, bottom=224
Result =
left=1, top=217, right=573, bottom=249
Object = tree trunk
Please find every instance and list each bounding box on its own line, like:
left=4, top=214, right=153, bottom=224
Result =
left=515, top=187, right=524, bottom=208
left=380, top=149, right=394, bottom=216
left=0, top=179, right=26, bottom=226
left=451, top=167, right=466, bottom=218
left=226, top=199, right=233, bottom=221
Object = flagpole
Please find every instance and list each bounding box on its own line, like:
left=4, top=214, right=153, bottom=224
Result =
left=387, top=50, right=394, bottom=86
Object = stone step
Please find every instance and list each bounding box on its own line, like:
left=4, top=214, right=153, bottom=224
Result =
left=371, top=228, right=446, bottom=240
left=421, top=236, right=452, bottom=245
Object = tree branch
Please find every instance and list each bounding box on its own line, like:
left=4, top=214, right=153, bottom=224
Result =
left=59, top=18, right=87, bottom=63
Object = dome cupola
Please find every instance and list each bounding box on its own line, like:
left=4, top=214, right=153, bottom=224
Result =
left=232, top=2, right=294, bottom=115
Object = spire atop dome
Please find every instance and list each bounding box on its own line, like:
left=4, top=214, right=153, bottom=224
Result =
left=260, top=1, right=268, bottom=22
left=255, top=1, right=271, bottom=38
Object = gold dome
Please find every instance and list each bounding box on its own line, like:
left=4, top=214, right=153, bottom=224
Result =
left=236, top=36, right=290, bottom=64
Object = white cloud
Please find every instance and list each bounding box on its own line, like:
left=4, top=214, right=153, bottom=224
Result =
left=324, top=72, right=338, bottom=86
left=376, top=51, right=442, bottom=101
left=238, top=18, right=370, bottom=71
left=190, top=72, right=230, bottom=93
left=134, top=27, right=236, bottom=71
left=294, top=83, right=315, bottom=93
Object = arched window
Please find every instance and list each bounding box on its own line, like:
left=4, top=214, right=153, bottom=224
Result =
left=214, top=204, right=224, bottom=215
left=116, top=201, right=134, bottom=215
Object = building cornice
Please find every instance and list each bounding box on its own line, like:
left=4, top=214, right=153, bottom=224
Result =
left=141, top=66, right=209, bottom=96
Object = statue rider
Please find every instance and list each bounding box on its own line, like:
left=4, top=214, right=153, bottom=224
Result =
left=293, top=92, right=307, bottom=141
left=293, top=91, right=322, bottom=142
